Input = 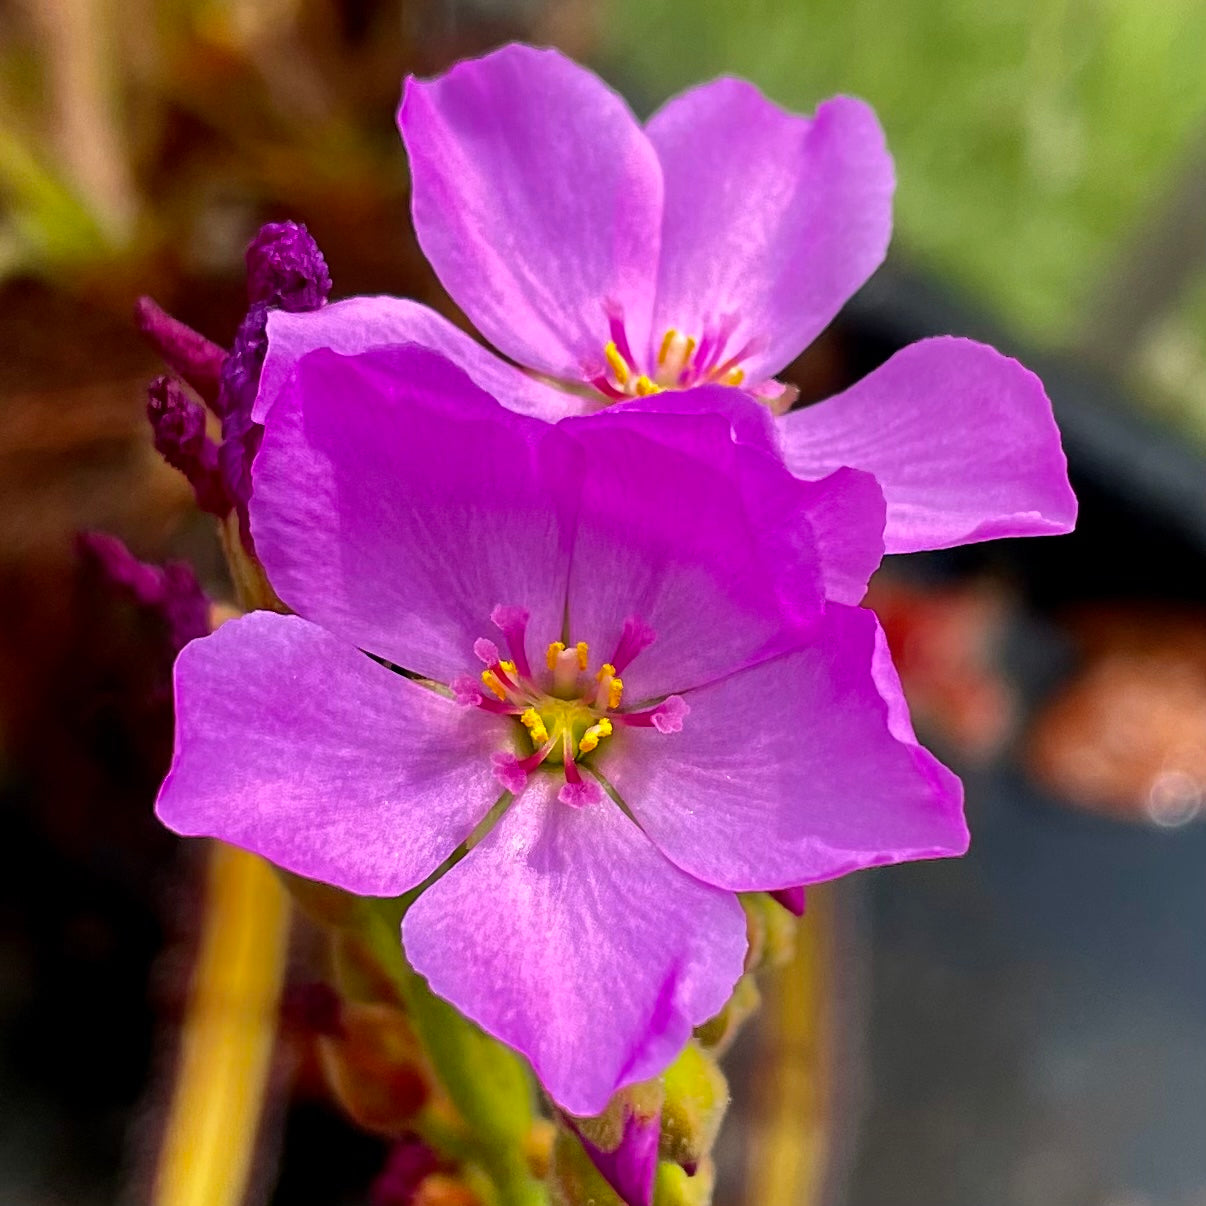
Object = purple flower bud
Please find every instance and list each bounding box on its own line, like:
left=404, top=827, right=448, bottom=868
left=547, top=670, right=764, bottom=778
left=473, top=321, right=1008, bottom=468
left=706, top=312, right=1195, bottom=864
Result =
left=217, top=303, right=269, bottom=424
left=76, top=532, right=210, bottom=653
left=569, top=1109, right=660, bottom=1206
left=370, top=1137, right=442, bottom=1206
left=146, top=376, right=231, bottom=517
left=134, top=296, right=226, bottom=410
left=77, top=530, right=164, bottom=606
left=245, top=221, right=332, bottom=313
left=769, top=885, right=806, bottom=916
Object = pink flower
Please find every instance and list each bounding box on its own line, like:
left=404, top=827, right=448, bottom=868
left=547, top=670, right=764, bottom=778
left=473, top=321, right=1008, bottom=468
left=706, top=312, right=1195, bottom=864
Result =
left=156, top=345, right=965, bottom=1114
left=255, top=43, right=1075, bottom=556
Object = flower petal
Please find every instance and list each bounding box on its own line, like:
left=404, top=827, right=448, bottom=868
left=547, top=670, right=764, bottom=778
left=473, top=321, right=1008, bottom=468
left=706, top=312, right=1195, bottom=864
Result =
left=557, top=408, right=832, bottom=700
left=156, top=611, right=507, bottom=896
left=779, top=337, right=1078, bottom=553
left=256, top=297, right=581, bottom=424
left=601, top=604, right=966, bottom=891
left=399, top=44, right=662, bottom=382
left=614, top=381, right=779, bottom=454
left=251, top=344, right=571, bottom=683
left=647, top=85, right=893, bottom=381
left=402, top=776, right=746, bottom=1116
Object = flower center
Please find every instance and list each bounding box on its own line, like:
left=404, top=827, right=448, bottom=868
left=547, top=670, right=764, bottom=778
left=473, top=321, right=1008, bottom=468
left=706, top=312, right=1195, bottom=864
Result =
left=451, top=606, right=687, bottom=807
left=581, top=305, right=799, bottom=412
left=590, top=320, right=750, bottom=402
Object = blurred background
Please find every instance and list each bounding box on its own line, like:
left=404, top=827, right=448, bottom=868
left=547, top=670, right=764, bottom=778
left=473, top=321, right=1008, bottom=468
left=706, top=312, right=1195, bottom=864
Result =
left=1, top=1, right=1204, bottom=1204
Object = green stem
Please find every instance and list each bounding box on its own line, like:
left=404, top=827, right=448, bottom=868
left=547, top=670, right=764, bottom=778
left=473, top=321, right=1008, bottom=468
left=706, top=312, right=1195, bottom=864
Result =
left=360, top=899, right=549, bottom=1206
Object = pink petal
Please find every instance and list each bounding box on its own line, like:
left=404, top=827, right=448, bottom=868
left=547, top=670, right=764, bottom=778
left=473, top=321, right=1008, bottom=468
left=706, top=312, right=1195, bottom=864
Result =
left=251, top=344, right=571, bottom=684
left=156, top=611, right=507, bottom=896
left=402, top=776, right=746, bottom=1116
left=647, top=85, right=893, bottom=382
left=256, top=298, right=581, bottom=425
left=556, top=408, right=830, bottom=701
left=780, top=337, right=1077, bottom=553
left=601, top=604, right=967, bottom=892
left=399, top=44, right=662, bottom=382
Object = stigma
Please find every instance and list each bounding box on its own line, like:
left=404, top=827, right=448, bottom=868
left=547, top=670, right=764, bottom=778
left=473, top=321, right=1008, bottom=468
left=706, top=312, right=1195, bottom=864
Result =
left=454, top=606, right=687, bottom=807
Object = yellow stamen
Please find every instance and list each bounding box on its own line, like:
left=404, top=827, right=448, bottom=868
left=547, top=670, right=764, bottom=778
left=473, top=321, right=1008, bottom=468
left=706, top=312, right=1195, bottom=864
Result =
left=658, top=328, right=680, bottom=366
left=634, top=375, right=661, bottom=397
left=607, top=676, right=624, bottom=710
left=520, top=707, right=549, bottom=746
left=595, top=662, right=617, bottom=682
left=575, top=641, right=589, bottom=670
left=481, top=669, right=507, bottom=700
left=604, top=341, right=630, bottom=386
left=578, top=717, right=613, bottom=755
left=546, top=641, right=566, bottom=671
left=722, top=368, right=745, bottom=386
left=499, top=659, right=517, bottom=677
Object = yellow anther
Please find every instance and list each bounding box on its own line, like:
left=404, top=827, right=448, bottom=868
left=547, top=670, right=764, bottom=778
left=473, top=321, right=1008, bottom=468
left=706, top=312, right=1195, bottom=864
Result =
left=658, top=328, right=680, bottom=366
left=498, top=660, right=517, bottom=677
left=722, top=368, right=745, bottom=386
left=481, top=669, right=507, bottom=701
left=546, top=641, right=566, bottom=671
left=578, top=717, right=613, bottom=755
left=595, top=662, right=617, bottom=682
left=575, top=641, right=589, bottom=670
left=520, top=707, right=548, bottom=746
left=634, top=375, right=661, bottom=397
left=607, top=676, right=624, bottom=710
left=604, top=341, right=630, bottom=386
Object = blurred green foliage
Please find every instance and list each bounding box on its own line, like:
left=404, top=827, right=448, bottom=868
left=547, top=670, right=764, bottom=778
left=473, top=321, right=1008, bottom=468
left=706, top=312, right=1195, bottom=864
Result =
left=607, top=0, right=1206, bottom=346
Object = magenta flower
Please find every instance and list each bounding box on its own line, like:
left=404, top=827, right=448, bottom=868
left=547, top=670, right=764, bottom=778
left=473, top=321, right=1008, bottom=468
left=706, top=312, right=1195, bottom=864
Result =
left=157, top=344, right=966, bottom=1113
left=254, top=43, right=1075, bottom=556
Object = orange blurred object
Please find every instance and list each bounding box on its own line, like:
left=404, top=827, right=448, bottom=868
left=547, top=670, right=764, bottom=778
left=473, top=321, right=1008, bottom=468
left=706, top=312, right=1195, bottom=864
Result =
left=1028, top=607, right=1206, bottom=824
left=868, top=575, right=1016, bottom=762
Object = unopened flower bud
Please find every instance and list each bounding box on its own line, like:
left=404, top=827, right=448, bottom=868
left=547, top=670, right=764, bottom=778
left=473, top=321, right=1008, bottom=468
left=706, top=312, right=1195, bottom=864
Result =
left=658, top=1042, right=728, bottom=1172
left=318, top=1001, right=430, bottom=1134
left=146, top=376, right=230, bottom=517
left=549, top=1128, right=625, bottom=1206
left=245, top=220, right=332, bottom=312
left=563, top=1089, right=661, bottom=1206
left=694, top=974, right=760, bottom=1056
left=741, top=891, right=798, bottom=973
left=134, top=296, right=226, bottom=408
left=76, top=532, right=210, bottom=653
left=653, top=1158, right=714, bottom=1206
left=770, top=885, right=806, bottom=916
left=370, top=1137, right=441, bottom=1206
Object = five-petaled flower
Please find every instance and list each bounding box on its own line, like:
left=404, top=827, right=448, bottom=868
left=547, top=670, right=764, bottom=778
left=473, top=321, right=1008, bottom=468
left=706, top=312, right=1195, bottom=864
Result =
left=157, top=344, right=967, bottom=1114
left=256, top=42, right=1075, bottom=558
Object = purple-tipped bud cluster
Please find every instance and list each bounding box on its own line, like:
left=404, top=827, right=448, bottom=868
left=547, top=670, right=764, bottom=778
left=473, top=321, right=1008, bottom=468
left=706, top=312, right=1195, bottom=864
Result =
left=138, top=221, right=331, bottom=545
left=370, top=1137, right=442, bottom=1206
left=246, top=221, right=332, bottom=313
left=146, top=376, right=231, bottom=518
left=134, top=297, right=226, bottom=408
left=218, top=224, right=331, bottom=545
left=77, top=531, right=209, bottom=653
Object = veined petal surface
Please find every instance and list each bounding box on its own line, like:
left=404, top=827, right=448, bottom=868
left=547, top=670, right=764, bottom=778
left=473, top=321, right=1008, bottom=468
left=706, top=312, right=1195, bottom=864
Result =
left=157, top=611, right=507, bottom=895
left=779, top=337, right=1077, bottom=553
left=400, top=43, right=662, bottom=382
left=648, top=84, right=893, bottom=382
left=256, top=298, right=581, bottom=424
left=402, top=775, right=746, bottom=1117
left=601, top=604, right=966, bottom=891
left=251, top=345, right=572, bottom=684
